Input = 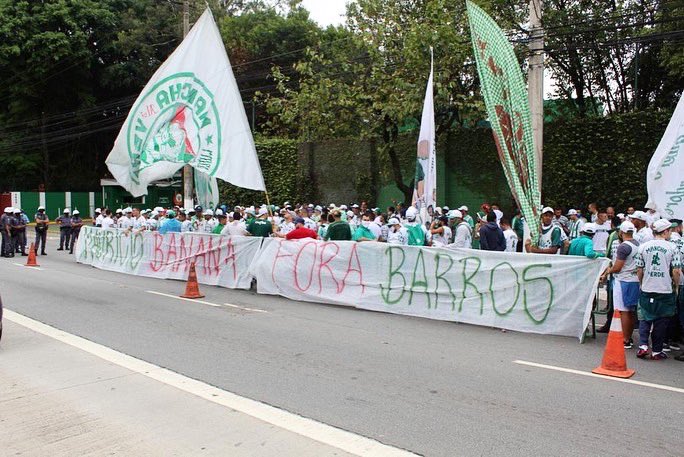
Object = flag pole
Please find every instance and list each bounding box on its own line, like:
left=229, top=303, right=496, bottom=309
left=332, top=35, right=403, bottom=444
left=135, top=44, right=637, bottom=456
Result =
left=264, top=190, right=273, bottom=218
left=181, top=0, right=194, bottom=210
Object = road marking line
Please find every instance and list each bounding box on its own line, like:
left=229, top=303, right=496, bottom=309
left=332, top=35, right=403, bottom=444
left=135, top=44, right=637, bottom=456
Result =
left=13, top=263, right=42, bottom=270
left=145, top=290, right=268, bottom=313
left=514, top=360, right=684, bottom=394
left=146, top=290, right=221, bottom=307
left=224, top=303, right=268, bottom=313
left=4, top=309, right=415, bottom=457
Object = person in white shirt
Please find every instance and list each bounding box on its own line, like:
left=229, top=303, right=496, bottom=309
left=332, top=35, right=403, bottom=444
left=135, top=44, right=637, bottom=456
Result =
left=131, top=208, right=146, bottom=230
left=501, top=218, right=518, bottom=252
left=94, top=208, right=103, bottom=227
left=368, top=214, right=383, bottom=240
left=200, top=209, right=216, bottom=233
left=278, top=211, right=295, bottom=235
left=645, top=207, right=660, bottom=227
left=222, top=211, right=250, bottom=236
left=592, top=209, right=611, bottom=255
left=146, top=212, right=159, bottom=231
left=429, top=216, right=452, bottom=248
left=386, top=217, right=408, bottom=245
left=635, top=218, right=681, bottom=360
left=101, top=209, right=115, bottom=229
left=180, top=211, right=193, bottom=232
left=448, top=210, right=472, bottom=249
left=630, top=211, right=654, bottom=244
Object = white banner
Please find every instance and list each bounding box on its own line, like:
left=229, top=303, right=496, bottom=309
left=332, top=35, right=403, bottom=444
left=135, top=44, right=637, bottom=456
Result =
left=646, top=92, right=684, bottom=219
left=106, top=8, right=265, bottom=197
left=251, top=239, right=608, bottom=340
left=412, top=48, right=436, bottom=218
left=76, top=226, right=261, bottom=289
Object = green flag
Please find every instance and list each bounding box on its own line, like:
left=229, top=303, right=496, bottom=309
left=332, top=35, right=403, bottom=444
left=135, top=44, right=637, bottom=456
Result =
left=466, top=0, right=541, bottom=239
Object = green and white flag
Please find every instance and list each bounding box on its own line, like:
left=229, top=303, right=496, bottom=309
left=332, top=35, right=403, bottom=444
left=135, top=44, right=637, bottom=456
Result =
left=412, top=48, right=436, bottom=220
left=466, top=1, right=541, bottom=237
left=106, top=8, right=265, bottom=197
left=194, top=170, right=220, bottom=211
left=646, top=92, right=684, bottom=219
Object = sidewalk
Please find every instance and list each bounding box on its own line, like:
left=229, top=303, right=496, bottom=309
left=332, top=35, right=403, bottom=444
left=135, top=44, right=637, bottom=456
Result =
left=0, top=320, right=355, bottom=457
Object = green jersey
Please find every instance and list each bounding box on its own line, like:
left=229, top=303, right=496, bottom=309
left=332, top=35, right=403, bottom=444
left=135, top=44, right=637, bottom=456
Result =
left=247, top=219, right=272, bottom=237
left=325, top=221, right=352, bottom=241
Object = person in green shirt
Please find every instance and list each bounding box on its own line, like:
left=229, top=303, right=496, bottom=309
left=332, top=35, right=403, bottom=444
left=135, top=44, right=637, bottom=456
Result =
left=212, top=211, right=227, bottom=234
left=352, top=213, right=377, bottom=242
left=324, top=210, right=352, bottom=241
left=247, top=208, right=273, bottom=237
left=568, top=223, right=605, bottom=259
left=526, top=207, right=564, bottom=255
left=511, top=208, right=525, bottom=252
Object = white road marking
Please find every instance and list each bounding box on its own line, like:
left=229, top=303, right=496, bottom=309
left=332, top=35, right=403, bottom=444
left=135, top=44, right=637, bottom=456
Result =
left=514, top=360, right=684, bottom=394
left=13, top=262, right=42, bottom=270
left=4, top=309, right=415, bottom=457
left=146, top=290, right=268, bottom=313
left=146, top=290, right=221, bottom=307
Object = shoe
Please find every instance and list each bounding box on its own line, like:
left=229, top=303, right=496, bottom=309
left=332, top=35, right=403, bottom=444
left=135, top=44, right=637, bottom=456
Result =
left=596, top=326, right=610, bottom=333
left=21, top=253, right=28, bottom=256
left=662, top=343, right=671, bottom=352
left=674, top=353, right=684, bottom=361
left=637, top=346, right=649, bottom=359
left=57, top=248, right=63, bottom=251
left=41, top=252, right=47, bottom=255
left=624, top=339, right=634, bottom=349
left=669, top=342, right=681, bottom=351
left=651, top=352, right=668, bottom=360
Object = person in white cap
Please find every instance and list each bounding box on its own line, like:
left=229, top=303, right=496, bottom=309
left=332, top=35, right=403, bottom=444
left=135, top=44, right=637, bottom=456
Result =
left=458, top=205, right=474, bottom=230
left=56, top=208, right=72, bottom=251
left=118, top=207, right=133, bottom=230
left=69, top=210, right=83, bottom=254
left=247, top=206, right=273, bottom=237
left=403, top=206, right=428, bottom=246
left=386, top=217, right=408, bottom=245
left=526, top=207, right=563, bottom=254
left=199, top=209, right=216, bottom=233
left=566, top=209, right=585, bottom=241
left=635, top=218, right=681, bottom=360
left=600, top=221, right=640, bottom=348
left=100, top=209, right=115, bottom=229
left=630, top=210, right=653, bottom=244
left=568, top=223, right=604, bottom=258
left=34, top=206, right=49, bottom=255
left=448, top=210, right=472, bottom=249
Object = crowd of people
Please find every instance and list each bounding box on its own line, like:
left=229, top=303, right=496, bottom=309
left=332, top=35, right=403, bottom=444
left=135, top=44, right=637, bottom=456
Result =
left=3, top=199, right=682, bottom=362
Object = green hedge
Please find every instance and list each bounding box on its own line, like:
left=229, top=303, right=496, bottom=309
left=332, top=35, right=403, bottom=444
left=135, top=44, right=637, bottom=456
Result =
left=219, top=138, right=302, bottom=207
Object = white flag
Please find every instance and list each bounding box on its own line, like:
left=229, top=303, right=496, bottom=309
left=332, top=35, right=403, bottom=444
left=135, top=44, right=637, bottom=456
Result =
left=412, top=48, right=436, bottom=218
left=646, top=93, right=684, bottom=219
left=106, top=8, right=265, bottom=197
left=194, top=171, right=220, bottom=211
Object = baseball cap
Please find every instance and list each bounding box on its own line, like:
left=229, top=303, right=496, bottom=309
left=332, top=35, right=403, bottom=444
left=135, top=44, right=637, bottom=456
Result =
left=64, top=208, right=71, bottom=213
left=328, top=203, right=336, bottom=209
left=166, top=210, right=176, bottom=218
left=215, top=209, right=224, bottom=216
left=567, top=209, right=578, bottom=216
left=314, top=205, right=322, bottom=212
left=73, top=210, right=80, bottom=215
left=294, top=217, right=305, bottom=225
left=493, top=209, right=503, bottom=221
left=630, top=210, right=648, bottom=221
left=116, top=208, right=123, bottom=214
left=388, top=217, right=400, bottom=225
left=541, top=206, right=554, bottom=215
left=653, top=218, right=672, bottom=233
left=340, top=204, right=348, bottom=210
left=217, top=211, right=227, bottom=219
left=94, top=207, right=100, bottom=213
left=194, top=205, right=203, bottom=212
left=38, top=206, right=46, bottom=211
left=346, top=210, right=354, bottom=217
left=670, top=218, right=682, bottom=228
left=442, top=206, right=450, bottom=212
left=447, top=209, right=463, bottom=219
left=124, top=207, right=132, bottom=213
left=352, top=204, right=359, bottom=208
left=458, top=205, right=469, bottom=212
left=619, top=221, right=636, bottom=233
left=617, top=213, right=625, bottom=220
left=13, top=208, right=21, bottom=213
left=582, top=223, right=597, bottom=234
left=3, top=207, right=12, bottom=213
left=258, top=207, right=268, bottom=216
left=204, top=209, right=214, bottom=216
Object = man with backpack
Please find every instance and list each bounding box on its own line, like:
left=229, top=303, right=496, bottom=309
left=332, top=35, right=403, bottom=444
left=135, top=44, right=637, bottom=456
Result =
left=404, top=206, right=428, bottom=246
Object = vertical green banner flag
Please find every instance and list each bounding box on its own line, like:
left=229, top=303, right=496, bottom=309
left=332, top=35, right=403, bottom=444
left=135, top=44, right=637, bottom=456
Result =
left=466, top=1, right=541, bottom=238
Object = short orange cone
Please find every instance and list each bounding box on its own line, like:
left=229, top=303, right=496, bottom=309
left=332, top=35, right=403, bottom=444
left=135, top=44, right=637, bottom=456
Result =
left=592, top=310, right=635, bottom=378
left=25, top=243, right=39, bottom=267
left=180, top=262, right=204, bottom=299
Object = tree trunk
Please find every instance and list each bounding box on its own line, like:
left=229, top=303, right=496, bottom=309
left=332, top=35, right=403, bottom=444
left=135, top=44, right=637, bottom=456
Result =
left=383, top=116, right=413, bottom=206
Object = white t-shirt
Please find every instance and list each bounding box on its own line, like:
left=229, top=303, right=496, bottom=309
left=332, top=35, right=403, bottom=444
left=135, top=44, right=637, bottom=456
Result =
left=452, top=222, right=472, bottom=249
left=95, top=214, right=104, bottom=227
left=431, top=226, right=452, bottom=248
left=181, top=220, right=193, bottom=232
left=118, top=216, right=133, bottom=230
left=203, top=218, right=218, bottom=233
left=386, top=226, right=408, bottom=245
left=279, top=221, right=295, bottom=235
left=503, top=228, right=518, bottom=252
left=635, top=226, right=654, bottom=244
left=101, top=216, right=114, bottom=229
left=636, top=239, right=681, bottom=293
left=133, top=216, right=146, bottom=230
left=146, top=219, right=159, bottom=231
left=592, top=221, right=611, bottom=252
left=368, top=222, right=383, bottom=240
left=221, top=222, right=249, bottom=237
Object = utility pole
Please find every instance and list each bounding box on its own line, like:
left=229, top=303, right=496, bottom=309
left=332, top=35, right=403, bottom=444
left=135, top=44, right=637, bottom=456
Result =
left=182, top=0, right=194, bottom=210
left=527, top=0, right=544, bottom=191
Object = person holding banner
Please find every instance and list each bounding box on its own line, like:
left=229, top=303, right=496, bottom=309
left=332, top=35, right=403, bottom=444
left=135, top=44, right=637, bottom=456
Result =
left=284, top=217, right=318, bottom=240
left=352, top=213, right=377, bottom=242
left=525, top=207, right=563, bottom=255
left=158, top=210, right=181, bottom=234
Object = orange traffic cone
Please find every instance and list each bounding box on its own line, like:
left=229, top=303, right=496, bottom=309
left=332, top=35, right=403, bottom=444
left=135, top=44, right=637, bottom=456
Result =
left=592, top=310, right=635, bottom=378
left=180, top=262, right=204, bottom=299
left=25, top=243, right=39, bottom=267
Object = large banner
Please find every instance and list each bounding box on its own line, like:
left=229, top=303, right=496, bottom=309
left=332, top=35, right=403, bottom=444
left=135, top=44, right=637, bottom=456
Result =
left=646, top=92, right=684, bottom=219
left=76, top=226, right=262, bottom=289
left=466, top=1, right=541, bottom=238
left=251, top=239, right=608, bottom=340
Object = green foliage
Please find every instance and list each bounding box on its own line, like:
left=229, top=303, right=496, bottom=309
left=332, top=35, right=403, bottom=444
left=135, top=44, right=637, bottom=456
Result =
left=219, top=138, right=301, bottom=206
left=543, top=110, right=672, bottom=210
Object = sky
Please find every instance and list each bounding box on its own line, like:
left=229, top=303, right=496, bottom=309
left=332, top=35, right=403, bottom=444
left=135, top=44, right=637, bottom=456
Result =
left=300, top=0, right=348, bottom=27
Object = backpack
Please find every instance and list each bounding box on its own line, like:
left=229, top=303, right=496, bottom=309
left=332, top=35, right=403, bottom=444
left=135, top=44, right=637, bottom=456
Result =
left=406, top=224, right=425, bottom=246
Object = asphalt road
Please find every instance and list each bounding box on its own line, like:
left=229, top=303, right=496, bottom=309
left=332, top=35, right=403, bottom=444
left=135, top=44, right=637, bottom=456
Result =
left=1, top=248, right=683, bottom=456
